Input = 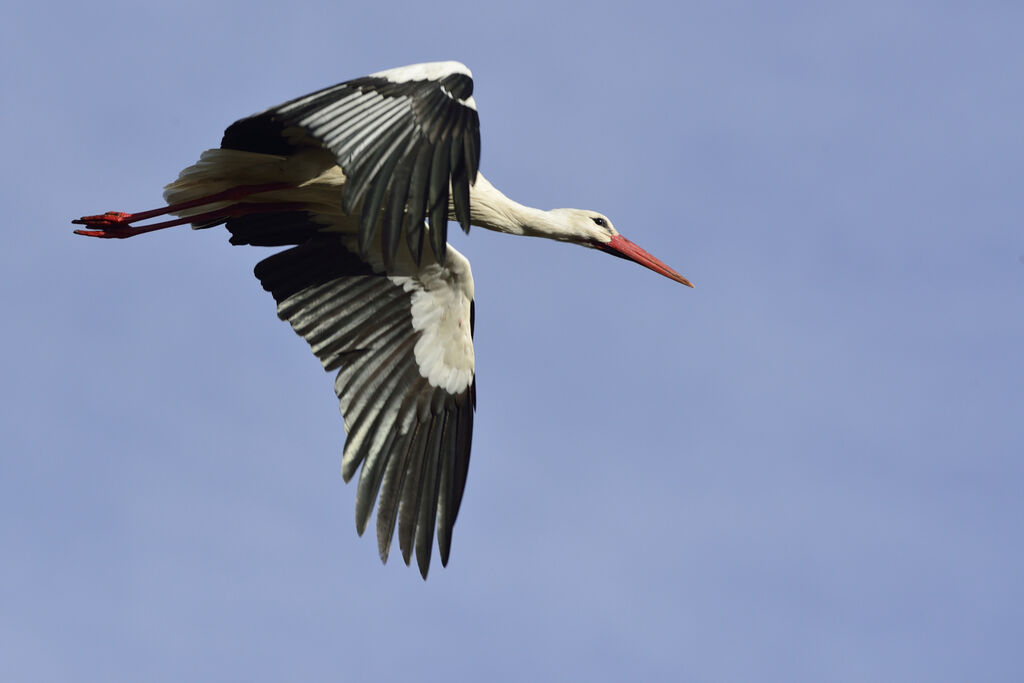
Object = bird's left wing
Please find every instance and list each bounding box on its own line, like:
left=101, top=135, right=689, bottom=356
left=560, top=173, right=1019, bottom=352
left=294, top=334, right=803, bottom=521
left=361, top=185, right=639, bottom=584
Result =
left=222, top=61, right=481, bottom=269
left=253, top=234, right=476, bottom=578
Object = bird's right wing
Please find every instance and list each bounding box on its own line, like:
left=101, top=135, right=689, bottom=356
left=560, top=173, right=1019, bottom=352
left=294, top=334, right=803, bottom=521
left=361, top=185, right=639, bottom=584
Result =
left=221, top=61, right=481, bottom=269
left=253, top=234, right=476, bottom=578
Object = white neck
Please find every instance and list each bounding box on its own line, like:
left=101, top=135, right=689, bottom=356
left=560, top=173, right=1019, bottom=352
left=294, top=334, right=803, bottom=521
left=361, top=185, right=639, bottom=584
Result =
left=467, top=174, right=571, bottom=240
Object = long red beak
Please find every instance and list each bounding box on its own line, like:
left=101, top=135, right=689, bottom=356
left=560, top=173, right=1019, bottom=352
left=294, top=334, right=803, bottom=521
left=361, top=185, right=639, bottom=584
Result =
left=598, top=234, right=694, bottom=287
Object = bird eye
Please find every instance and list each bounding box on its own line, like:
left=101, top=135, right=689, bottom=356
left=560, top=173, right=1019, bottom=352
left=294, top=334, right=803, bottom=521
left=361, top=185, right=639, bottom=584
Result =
left=591, top=216, right=608, bottom=228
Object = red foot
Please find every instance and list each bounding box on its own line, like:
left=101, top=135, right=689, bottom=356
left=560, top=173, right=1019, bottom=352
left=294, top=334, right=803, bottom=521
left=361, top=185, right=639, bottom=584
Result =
left=72, top=211, right=140, bottom=238
left=73, top=228, right=138, bottom=238
left=73, top=211, right=165, bottom=238
left=73, top=211, right=131, bottom=227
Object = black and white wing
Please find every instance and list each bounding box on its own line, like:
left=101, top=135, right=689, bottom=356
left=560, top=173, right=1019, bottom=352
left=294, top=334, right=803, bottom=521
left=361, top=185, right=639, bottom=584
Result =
left=252, top=232, right=476, bottom=579
left=221, top=61, right=481, bottom=269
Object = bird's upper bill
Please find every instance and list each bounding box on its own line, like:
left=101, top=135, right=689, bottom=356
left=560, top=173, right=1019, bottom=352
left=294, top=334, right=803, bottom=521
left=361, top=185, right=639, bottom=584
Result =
left=598, top=234, right=694, bottom=287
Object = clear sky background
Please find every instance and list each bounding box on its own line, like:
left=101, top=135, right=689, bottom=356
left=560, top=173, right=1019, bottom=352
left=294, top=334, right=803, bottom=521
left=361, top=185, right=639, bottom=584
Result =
left=3, top=1, right=1021, bottom=681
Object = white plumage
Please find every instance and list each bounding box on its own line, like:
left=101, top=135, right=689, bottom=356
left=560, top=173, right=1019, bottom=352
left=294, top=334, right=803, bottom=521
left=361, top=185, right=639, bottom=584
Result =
left=74, top=61, right=692, bottom=578
left=403, top=263, right=475, bottom=395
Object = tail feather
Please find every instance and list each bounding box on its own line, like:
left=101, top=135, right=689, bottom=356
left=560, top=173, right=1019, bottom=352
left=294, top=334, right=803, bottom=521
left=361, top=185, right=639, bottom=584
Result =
left=162, top=149, right=289, bottom=210
left=162, top=148, right=349, bottom=237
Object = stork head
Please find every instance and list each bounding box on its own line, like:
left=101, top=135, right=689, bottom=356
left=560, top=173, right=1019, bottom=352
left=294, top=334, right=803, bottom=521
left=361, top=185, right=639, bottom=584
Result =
left=548, top=209, right=694, bottom=287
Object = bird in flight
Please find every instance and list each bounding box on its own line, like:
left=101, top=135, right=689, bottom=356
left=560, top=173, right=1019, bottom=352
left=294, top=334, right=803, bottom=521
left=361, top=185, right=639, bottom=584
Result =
left=74, top=61, right=693, bottom=578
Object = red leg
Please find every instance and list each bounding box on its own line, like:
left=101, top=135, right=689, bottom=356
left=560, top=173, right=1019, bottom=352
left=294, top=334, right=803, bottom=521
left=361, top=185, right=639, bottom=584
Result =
left=73, top=182, right=294, bottom=238
left=74, top=201, right=306, bottom=238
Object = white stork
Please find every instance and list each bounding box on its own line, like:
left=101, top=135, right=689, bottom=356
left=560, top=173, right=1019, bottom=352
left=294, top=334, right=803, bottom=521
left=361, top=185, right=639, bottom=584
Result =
left=74, top=61, right=693, bottom=578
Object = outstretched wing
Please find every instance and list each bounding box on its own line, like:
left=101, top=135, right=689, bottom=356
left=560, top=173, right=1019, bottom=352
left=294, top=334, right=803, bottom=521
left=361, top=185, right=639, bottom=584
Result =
left=222, top=61, right=481, bottom=269
left=251, top=230, right=476, bottom=579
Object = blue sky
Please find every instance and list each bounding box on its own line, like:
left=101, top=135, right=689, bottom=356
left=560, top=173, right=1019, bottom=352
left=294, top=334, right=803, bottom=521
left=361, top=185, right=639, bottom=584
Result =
left=3, top=1, right=1022, bottom=680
